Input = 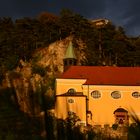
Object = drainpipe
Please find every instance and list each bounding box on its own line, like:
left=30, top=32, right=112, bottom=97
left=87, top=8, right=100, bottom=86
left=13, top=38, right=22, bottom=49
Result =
left=86, top=85, right=90, bottom=125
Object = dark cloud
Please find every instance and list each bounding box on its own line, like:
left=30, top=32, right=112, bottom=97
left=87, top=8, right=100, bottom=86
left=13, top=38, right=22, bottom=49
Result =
left=104, top=0, right=140, bottom=36
left=0, top=0, right=139, bottom=36
left=0, top=0, right=49, bottom=18
left=45, top=0, right=107, bottom=18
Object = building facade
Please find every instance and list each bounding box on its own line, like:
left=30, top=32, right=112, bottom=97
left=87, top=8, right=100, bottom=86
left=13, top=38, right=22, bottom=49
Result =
left=55, top=41, right=140, bottom=127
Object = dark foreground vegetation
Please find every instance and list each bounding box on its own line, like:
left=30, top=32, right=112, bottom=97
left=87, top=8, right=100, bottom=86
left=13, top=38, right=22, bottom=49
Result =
left=0, top=87, right=43, bottom=140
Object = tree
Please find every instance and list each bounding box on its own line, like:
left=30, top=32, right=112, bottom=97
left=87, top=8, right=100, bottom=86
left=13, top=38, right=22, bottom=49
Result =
left=37, top=12, right=60, bottom=43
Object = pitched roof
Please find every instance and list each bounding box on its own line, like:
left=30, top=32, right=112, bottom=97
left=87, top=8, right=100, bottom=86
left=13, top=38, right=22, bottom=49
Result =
left=64, top=41, right=77, bottom=59
left=60, top=66, right=140, bottom=86
left=56, top=92, right=85, bottom=97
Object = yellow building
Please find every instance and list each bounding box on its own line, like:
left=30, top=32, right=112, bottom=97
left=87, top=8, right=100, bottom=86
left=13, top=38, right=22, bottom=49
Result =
left=55, top=41, right=140, bottom=127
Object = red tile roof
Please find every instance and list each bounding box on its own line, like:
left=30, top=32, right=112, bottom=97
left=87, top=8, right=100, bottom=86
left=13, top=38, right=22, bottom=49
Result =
left=60, top=66, right=140, bottom=86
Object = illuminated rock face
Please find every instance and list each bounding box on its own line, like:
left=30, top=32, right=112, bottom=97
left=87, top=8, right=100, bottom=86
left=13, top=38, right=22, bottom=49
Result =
left=55, top=66, right=140, bottom=126
left=1, top=37, right=86, bottom=116
left=33, top=36, right=86, bottom=74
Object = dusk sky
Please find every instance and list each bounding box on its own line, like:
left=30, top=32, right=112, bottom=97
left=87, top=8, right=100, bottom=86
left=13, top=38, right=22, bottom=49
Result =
left=0, top=0, right=140, bottom=36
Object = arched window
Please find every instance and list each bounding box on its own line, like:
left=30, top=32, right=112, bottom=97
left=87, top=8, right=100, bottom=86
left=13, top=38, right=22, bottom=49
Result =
left=111, top=91, right=121, bottom=99
left=113, top=108, right=129, bottom=125
left=132, top=91, right=140, bottom=98
left=68, top=88, right=76, bottom=94
left=91, top=90, right=101, bottom=99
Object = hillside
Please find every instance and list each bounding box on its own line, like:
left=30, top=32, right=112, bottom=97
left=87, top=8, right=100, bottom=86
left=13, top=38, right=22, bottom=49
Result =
left=32, top=36, right=86, bottom=74
left=0, top=11, right=140, bottom=82
left=1, top=36, right=85, bottom=114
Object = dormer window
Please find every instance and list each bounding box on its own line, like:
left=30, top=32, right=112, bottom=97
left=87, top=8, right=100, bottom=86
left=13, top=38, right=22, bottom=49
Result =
left=68, top=88, right=76, bottom=94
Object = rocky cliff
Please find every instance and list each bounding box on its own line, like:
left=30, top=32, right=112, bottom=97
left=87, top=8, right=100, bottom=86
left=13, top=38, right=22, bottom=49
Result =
left=1, top=36, right=86, bottom=115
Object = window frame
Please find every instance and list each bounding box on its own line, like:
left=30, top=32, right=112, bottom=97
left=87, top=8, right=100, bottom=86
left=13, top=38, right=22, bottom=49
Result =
left=111, top=91, right=121, bottom=99
left=67, top=98, right=75, bottom=103
left=132, top=91, right=140, bottom=98
left=91, top=90, right=101, bottom=99
left=67, top=88, right=76, bottom=94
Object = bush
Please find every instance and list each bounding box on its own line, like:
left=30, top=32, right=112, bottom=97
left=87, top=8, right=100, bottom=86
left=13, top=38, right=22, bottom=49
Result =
left=32, top=65, right=46, bottom=77
left=112, top=124, right=118, bottom=130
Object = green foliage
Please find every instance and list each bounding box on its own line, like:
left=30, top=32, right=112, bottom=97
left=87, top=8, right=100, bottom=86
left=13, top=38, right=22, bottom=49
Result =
left=9, top=71, right=22, bottom=79
left=128, top=110, right=140, bottom=140
left=0, top=9, right=140, bottom=82
left=0, top=88, right=43, bottom=139
left=66, top=112, right=80, bottom=127
left=112, top=123, right=118, bottom=130
left=56, top=113, right=96, bottom=140
left=32, top=54, right=42, bottom=64
left=32, top=64, right=46, bottom=77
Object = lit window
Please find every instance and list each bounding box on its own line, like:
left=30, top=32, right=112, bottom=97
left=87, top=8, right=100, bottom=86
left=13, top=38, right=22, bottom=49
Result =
left=68, top=88, right=76, bottom=94
left=91, top=90, right=101, bottom=99
left=132, top=92, right=140, bottom=98
left=111, top=91, right=121, bottom=99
